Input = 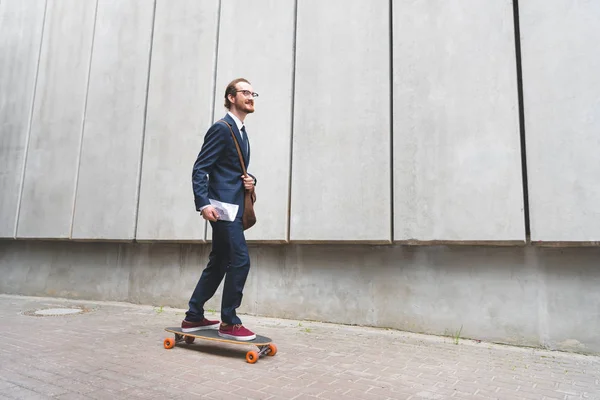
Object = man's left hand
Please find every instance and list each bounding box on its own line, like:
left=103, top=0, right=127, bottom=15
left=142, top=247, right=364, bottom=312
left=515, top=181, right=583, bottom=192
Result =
left=242, top=174, right=255, bottom=191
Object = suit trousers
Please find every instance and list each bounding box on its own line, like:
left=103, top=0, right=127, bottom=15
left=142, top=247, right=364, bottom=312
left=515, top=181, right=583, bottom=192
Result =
left=186, top=217, right=250, bottom=325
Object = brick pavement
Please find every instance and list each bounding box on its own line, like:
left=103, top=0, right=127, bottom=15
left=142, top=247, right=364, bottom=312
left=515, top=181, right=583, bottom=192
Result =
left=0, top=294, right=598, bottom=400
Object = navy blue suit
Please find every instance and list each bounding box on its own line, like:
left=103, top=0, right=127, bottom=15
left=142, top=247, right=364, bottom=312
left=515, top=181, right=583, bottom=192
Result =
left=186, top=113, right=253, bottom=325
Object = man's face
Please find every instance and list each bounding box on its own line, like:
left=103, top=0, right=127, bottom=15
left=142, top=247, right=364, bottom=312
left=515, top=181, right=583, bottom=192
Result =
left=230, top=82, right=255, bottom=114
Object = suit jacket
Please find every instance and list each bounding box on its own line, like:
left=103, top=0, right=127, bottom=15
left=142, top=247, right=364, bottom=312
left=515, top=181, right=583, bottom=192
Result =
left=192, top=113, right=253, bottom=218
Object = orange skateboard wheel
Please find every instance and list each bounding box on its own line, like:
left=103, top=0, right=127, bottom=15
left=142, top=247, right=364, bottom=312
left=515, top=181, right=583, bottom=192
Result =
left=163, top=337, right=175, bottom=349
left=246, top=350, right=258, bottom=364
left=185, top=336, right=195, bottom=344
left=267, top=343, right=277, bottom=356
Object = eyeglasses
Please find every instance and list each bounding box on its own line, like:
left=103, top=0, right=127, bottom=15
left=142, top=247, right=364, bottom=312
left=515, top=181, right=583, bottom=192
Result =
left=235, top=90, right=259, bottom=98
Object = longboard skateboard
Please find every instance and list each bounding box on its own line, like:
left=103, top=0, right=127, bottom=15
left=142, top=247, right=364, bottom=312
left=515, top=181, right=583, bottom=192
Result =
left=163, top=327, right=277, bottom=364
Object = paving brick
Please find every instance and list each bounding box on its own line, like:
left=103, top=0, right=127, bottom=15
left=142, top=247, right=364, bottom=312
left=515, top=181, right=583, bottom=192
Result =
left=305, top=374, right=338, bottom=385
left=453, top=381, right=486, bottom=394
left=85, top=389, right=130, bottom=400
left=533, top=382, right=559, bottom=391
left=300, top=381, right=334, bottom=394
left=24, top=383, right=69, bottom=397
left=230, top=378, right=268, bottom=391
left=118, top=386, right=170, bottom=399
left=341, top=389, right=382, bottom=400
left=490, top=377, right=520, bottom=390
left=517, top=389, right=551, bottom=400
left=258, top=385, right=299, bottom=399
left=0, top=380, right=16, bottom=391
left=367, top=386, right=401, bottom=397
left=317, top=391, right=351, bottom=400
left=232, top=387, right=271, bottom=399
left=556, top=383, right=580, bottom=396
left=202, top=389, right=256, bottom=400
left=327, top=379, right=373, bottom=393
left=2, top=386, right=48, bottom=400
left=54, top=393, right=88, bottom=400
left=292, top=395, right=319, bottom=400
left=281, top=377, right=321, bottom=391
left=472, top=388, right=500, bottom=399
left=288, top=383, right=325, bottom=397
left=176, top=383, right=217, bottom=397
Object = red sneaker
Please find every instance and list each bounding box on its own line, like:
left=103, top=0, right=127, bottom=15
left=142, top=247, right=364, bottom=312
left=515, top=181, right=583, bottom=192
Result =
left=181, top=318, right=220, bottom=333
left=218, top=324, right=256, bottom=341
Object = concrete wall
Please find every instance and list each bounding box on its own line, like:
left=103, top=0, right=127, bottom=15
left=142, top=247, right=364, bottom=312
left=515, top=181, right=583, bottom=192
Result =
left=291, top=0, right=392, bottom=242
left=71, top=0, right=154, bottom=240
left=17, top=0, right=97, bottom=239
left=1, top=240, right=599, bottom=355
left=136, top=0, right=219, bottom=242
left=0, top=0, right=46, bottom=238
left=392, top=1, right=525, bottom=242
left=2, top=0, right=600, bottom=356
left=520, top=1, right=600, bottom=242
left=213, top=0, right=296, bottom=242
left=2, top=0, right=598, bottom=244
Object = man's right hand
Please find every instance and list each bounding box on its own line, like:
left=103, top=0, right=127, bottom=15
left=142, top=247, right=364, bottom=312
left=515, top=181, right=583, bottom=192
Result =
left=201, top=206, right=219, bottom=221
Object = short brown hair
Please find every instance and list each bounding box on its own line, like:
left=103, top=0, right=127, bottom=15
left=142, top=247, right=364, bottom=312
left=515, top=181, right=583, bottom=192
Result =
left=224, top=78, right=250, bottom=109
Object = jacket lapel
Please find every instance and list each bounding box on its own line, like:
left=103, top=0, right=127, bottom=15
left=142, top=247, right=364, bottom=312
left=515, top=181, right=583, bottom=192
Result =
left=245, top=133, right=250, bottom=167
left=223, top=114, right=248, bottom=168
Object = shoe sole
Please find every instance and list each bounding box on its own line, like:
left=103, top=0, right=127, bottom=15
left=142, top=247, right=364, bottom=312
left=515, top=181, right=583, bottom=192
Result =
left=218, top=332, right=256, bottom=341
left=181, top=324, right=219, bottom=333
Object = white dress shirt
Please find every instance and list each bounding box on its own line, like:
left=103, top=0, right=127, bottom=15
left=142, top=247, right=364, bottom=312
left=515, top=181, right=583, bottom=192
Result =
left=228, top=111, right=245, bottom=141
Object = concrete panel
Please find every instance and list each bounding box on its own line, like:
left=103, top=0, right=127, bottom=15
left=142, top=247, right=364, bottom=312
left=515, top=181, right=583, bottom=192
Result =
left=252, top=245, right=540, bottom=347
left=135, top=0, right=219, bottom=242
left=71, top=0, right=154, bottom=240
left=17, top=0, right=97, bottom=239
left=290, top=0, right=391, bottom=242
left=540, top=248, right=600, bottom=353
left=0, top=0, right=46, bottom=237
left=3, top=241, right=600, bottom=354
left=520, top=2, right=600, bottom=242
left=211, top=0, right=296, bottom=242
left=0, top=241, right=129, bottom=300
left=124, top=244, right=212, bottom=307
left=393, top=1, right=525, bottom=242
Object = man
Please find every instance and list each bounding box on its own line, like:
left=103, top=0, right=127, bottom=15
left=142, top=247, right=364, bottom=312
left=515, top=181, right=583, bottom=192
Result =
left=181, top=78, right=258, bottom=341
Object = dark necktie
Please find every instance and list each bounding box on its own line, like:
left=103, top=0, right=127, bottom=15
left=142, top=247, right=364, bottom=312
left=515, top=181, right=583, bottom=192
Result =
left=241, top=126, right=248, bottom=154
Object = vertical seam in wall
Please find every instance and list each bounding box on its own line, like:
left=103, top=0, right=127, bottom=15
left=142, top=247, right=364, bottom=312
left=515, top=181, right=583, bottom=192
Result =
left=205, top=0, right=222, bottom=243
left=210, top=0, right=221, bottom=124
left=132, top=0, right=158, bottom=241
left=14, top=0, right=48, bottom=238
left=388, top=0, right=394, bottom=243
left=70, top=0, right=99, bottom=239
left=286, top=0, right=299, bottom=243
left=512, top=0, right=531, bottom=241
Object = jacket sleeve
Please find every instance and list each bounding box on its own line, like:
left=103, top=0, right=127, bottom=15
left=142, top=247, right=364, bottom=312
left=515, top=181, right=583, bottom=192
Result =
left=192, top=123, right=226, bottom=211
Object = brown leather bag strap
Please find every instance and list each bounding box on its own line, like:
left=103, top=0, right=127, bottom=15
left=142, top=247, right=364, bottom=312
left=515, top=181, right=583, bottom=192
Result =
left=219, top=120, right=247, bottom=175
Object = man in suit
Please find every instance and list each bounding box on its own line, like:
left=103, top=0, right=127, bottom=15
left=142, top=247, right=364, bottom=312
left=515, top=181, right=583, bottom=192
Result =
left=181, top=78, right=258, bottom=341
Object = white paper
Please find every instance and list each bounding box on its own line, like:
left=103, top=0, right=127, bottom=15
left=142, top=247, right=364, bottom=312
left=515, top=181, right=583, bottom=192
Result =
left=208, top=199, right=239, bottom=222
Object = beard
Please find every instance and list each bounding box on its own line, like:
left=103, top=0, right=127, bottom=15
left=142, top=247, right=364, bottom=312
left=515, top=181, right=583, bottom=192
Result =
left=242, top=100, right=255, bottom=113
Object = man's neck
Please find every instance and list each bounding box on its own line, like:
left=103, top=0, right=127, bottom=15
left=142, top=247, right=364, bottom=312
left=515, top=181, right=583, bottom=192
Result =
left=228, top=108, right=247, bottom=123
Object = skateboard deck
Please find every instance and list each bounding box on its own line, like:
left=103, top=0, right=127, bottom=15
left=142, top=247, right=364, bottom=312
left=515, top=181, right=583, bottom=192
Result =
left=163, top=327, right=277, bottom=363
